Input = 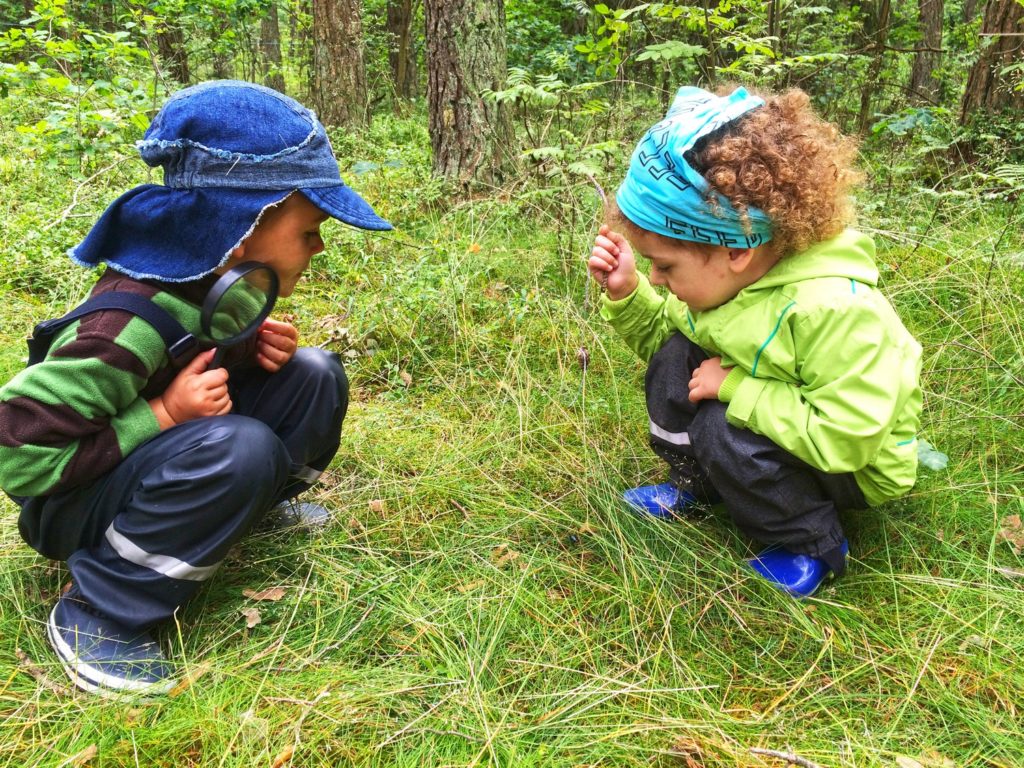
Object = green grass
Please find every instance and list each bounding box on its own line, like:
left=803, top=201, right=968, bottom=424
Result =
left=1, top=108, right=1023, bottom=767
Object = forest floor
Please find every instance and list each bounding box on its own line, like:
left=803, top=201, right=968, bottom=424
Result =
left=1, top=109, right=1022, bottom=767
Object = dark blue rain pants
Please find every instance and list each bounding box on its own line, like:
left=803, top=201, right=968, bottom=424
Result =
left=17, top=348, right=347, bottom=630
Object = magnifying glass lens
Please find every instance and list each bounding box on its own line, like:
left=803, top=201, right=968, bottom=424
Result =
left=200, top=262, right=280, bottom=368
left=208, top=279, right=269, bottom=342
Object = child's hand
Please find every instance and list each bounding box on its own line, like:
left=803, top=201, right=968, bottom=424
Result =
left=150, top=349, right=231, bottom=428
left=256, top=318, right=298, bottom=373
left=590, top=225, right=639, bottom=300
left=688, top=357, right=732, bottom=402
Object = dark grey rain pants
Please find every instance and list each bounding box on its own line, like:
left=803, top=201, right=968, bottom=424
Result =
left=645, top=333, right=865, bottom=559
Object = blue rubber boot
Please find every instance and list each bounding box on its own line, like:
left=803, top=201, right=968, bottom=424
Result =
left=47, top=586, right=176, bottom=698
left=747, top=540, right=849, bottom=598
left=623, top=483, right=702, bottom=520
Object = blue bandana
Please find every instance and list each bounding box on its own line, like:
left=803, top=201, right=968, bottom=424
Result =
left=69, top=80, right=391, bottom=282
left=615, top=86, right=772, bottom=247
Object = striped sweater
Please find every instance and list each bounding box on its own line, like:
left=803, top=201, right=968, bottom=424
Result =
left=0, top=269, right=251, bottom=498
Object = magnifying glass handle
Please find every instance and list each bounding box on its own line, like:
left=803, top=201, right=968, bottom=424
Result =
left=210, top=347, right=227, bottom=369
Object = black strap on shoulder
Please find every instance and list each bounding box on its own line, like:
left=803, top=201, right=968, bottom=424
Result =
left=27, top=291, right=197, bottom=367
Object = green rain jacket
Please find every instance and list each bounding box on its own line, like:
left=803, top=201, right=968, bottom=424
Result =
left=601, top=229, right=922, bottom=507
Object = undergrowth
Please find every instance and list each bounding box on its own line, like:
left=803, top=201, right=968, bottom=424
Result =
left=1, top=95, right=1022, bottom=768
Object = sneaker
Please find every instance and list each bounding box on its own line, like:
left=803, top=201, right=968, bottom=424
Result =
left=747, top=540, right=849, bottom=599
left=46, top=587, right=176, bottom=697
left=267, top=499, right=332, bottom=528
left=623, top=483, right=705, bottom=520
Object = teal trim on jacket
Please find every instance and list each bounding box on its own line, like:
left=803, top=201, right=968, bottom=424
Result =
left=601, top=229, right=923, bottom=507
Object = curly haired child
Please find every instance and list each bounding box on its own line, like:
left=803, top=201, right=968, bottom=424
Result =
left=589, top=85, right=922, bottom=598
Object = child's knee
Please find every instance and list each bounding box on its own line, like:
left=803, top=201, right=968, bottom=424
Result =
left=291, top=347, right=349, bottom=403
left=200, top=416, right=290, bottom=489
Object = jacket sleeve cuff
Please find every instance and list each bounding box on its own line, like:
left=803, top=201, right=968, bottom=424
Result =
left=112, top=398, right=161, bottom=456
left=600, top=274, right=663, bottom=323
left=717, top=367, right=747, bottom=403
left=724, top=374, right=770, bottom=427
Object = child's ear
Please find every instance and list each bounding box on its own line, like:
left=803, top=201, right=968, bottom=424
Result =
left=726, top=247, right=755, bottom=273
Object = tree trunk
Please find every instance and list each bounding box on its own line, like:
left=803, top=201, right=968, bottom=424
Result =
left=311, top=0, right=368, bottom=127
left=156, top=24, right=190, bottom=85
left=261, top=1, right=287, bottom=93
left=424, top=0, right=512, bottom=186
left=857, top=0, right=892, bottom=133
left=959, top=0, right=1024, bottom=122
left=909, top=0, right=943, bottom=104
left=387, top=0, right=418, bottom=105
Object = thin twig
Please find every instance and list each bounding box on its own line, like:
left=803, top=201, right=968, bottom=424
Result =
left=44, top=158, right=127, bottom=231
left=749, top=747, right=825, bottom=768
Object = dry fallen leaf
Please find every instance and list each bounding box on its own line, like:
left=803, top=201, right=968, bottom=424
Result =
left=669, top=737, right=705, bottom=768
left=997, top=514, right=1024, bottom=554
left=70, top=745, right=98, bottom=766
left=895, top=757, right=925, bottom=768
left=399, top=370, right=412, bottom=387
left=169, top=662, right=212, bottom=698
left=369, top=499, right=385, bottom=513
left=241, top=607, right=261, bottom=629
left=243, top=586, right=287, bottom=602
left=491, top=543, right=521, bottom=567
left=271, top=746, right=295, bottom=768
left=467, top=242, right=481, bottom=253
left=456, top=580, right=485, bottom=593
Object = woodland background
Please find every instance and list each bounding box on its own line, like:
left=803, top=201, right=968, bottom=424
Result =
left=0, top=1, right=1023, bottom=767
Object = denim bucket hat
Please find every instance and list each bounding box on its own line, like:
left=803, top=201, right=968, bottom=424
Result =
left=69, top=80, right=392, bottom=282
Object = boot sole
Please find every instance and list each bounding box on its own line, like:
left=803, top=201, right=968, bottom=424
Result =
left=46, top=604, right=176, bottom=698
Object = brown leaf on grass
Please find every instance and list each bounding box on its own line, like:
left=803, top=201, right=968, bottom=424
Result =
left=369, top=499, right=386, bottom=513
left=168, top=662, right=212, bottom=698
left=241, top=607, right=261, bottom=629
left=467, top=242, right=482, bottom=253
left=70, top=745, right=98, bottom=766
left=669, top=737, right=705, bottom=768
left=456, top=580, right=485, bottom=593
left=399, top=370, right=412, bottom=387
left=491, top=543, right=521, bottom=567
left=243, top=586, right=287, bottom=602
left=997, top=514, right=1024, bottom=554
left=895, top=757, right=925, bottom=768
left=271, top=746, right=295, bottom=768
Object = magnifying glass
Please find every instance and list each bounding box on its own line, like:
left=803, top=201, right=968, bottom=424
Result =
left=201, top=261, right=279, bottom=369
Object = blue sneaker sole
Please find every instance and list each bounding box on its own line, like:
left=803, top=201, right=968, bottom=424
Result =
left=46, top=604, right=176, bottom=699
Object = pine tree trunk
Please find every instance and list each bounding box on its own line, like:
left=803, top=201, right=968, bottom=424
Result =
left=311, top=0, right=368, bottom=127
left=910, top=0, right=944, bottom=103
left=261, top=1, right=286, bottom=94
left=387, top=0, right=418, bottom=105
left=857, top=0, right=892, bottom=133
left=156, top=24, right=190, bottom=84
left=959, top=0, right=1024, bottom=122
left=424, top=0, right=512, bottom=186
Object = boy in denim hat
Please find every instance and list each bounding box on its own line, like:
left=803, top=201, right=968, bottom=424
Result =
left=589, top=86, right=922, bottom=598
left=0, top=81, right=390, bottom=696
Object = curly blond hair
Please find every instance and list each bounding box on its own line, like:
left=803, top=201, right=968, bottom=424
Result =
left=685, top=86, right=863, bottom=257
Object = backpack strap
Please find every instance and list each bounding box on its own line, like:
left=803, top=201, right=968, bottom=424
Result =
left=27, top=292, right=198, bottom=367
